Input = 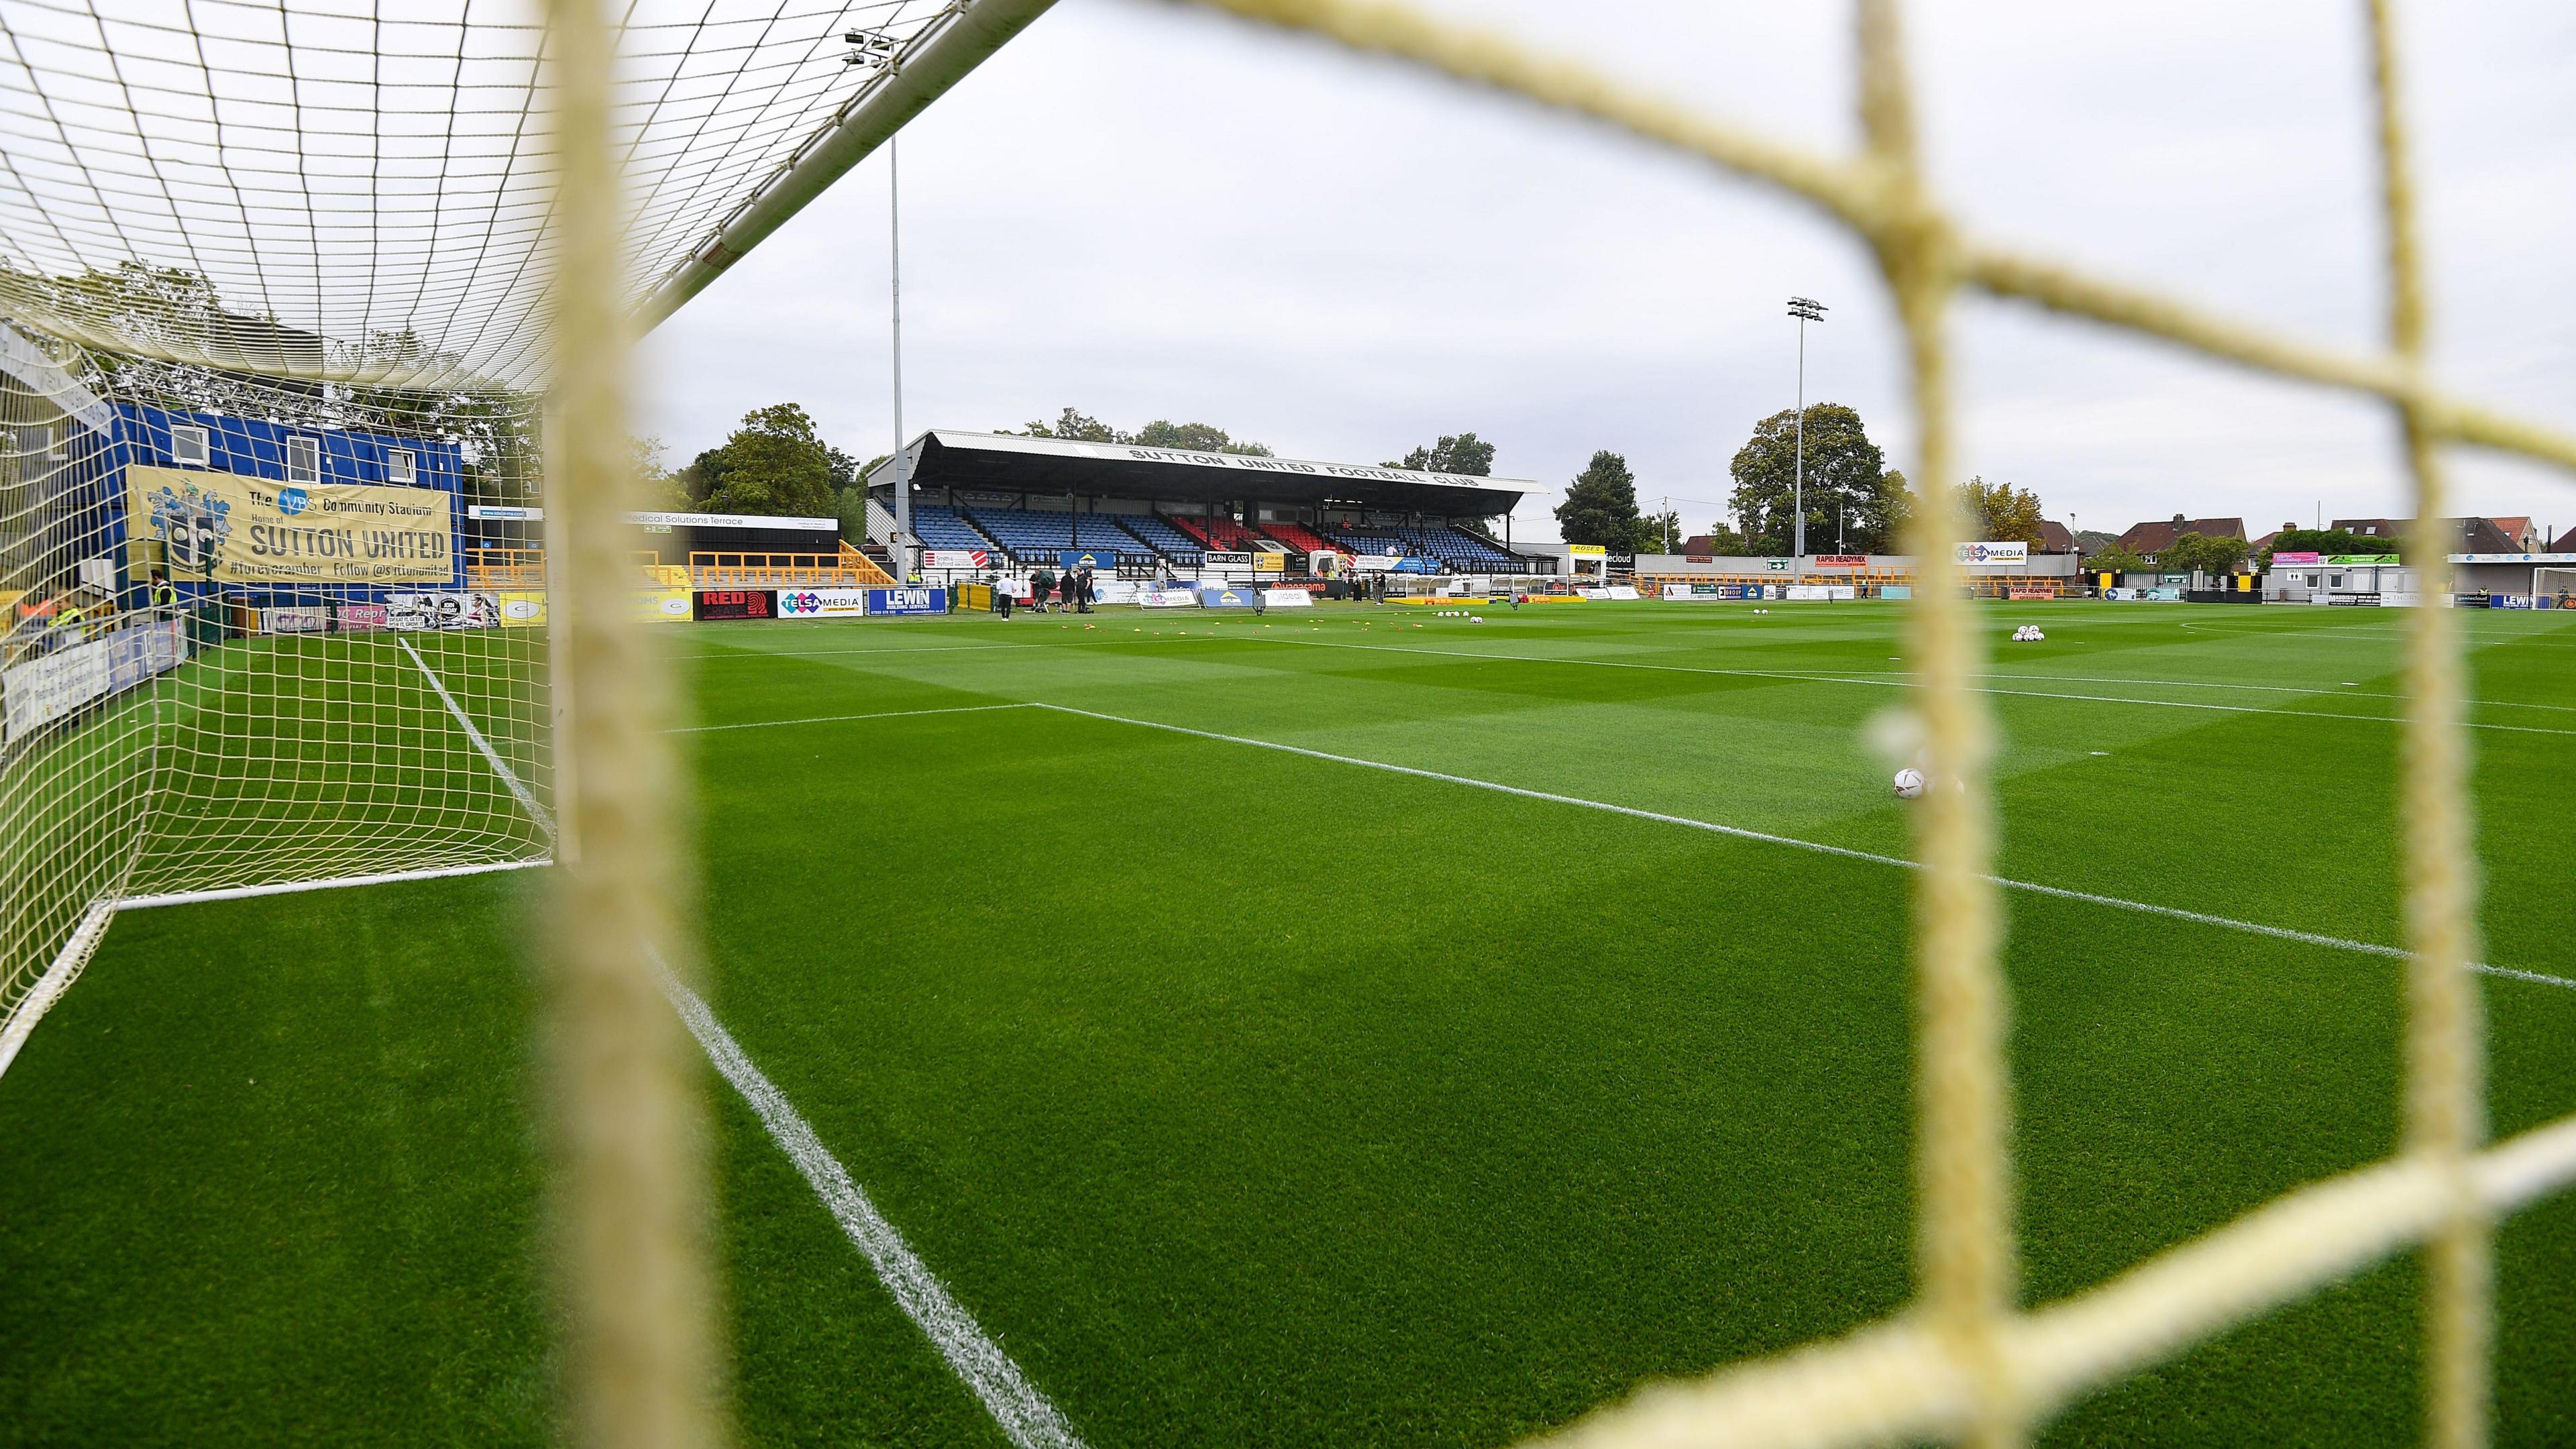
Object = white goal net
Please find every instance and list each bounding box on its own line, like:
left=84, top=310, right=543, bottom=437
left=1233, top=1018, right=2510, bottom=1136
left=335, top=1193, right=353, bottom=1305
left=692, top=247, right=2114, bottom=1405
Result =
left=0, top=0, right=1017, bottom=1064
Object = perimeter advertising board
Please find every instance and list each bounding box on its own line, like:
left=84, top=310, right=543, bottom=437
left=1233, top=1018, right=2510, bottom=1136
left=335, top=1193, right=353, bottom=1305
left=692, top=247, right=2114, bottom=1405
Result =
left=635, top=587, right=692, bottom=623
left=778, top=588, right=869, bottom=618
left=387, top=592, right=498, bottom=630
left=867, top=588, right=947, bottom=616
left=694, top=590, right=775, bottom=621
left=923, top=549, right=987, bottom=570
left=125, top=464, right=455, bottom=586
left=1140, top=589, right=1198, bottom=608
left=1196, top=585, right=1258, bottom=609
left=1260, top=588, right=1313, bottom=608
left=1057, top=549, right=1119, bottom=573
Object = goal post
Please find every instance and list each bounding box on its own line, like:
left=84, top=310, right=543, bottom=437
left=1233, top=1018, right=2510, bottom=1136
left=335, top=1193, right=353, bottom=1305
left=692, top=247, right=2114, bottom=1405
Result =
left=2532, top=566, right=2576, bottom=608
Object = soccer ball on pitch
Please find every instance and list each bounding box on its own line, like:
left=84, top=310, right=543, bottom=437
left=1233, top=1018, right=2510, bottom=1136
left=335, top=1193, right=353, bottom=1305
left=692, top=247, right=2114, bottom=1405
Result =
left=1892, top=767, right=1928, bottom=800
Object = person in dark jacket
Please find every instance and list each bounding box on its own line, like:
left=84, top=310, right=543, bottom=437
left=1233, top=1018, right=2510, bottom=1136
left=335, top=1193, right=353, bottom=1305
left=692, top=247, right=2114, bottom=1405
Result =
left=1032, top=568, right=1057, bottom=612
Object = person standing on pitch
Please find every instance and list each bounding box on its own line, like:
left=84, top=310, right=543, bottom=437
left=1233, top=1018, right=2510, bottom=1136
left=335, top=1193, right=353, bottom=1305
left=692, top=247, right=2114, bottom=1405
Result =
left=1032, top=566, right=1056, bottom=613
left=991, top=572, right=1012, bottom=619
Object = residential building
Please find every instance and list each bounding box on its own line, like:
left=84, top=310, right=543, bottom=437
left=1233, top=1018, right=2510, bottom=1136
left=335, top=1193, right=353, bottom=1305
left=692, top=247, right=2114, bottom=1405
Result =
left=2116, top=515, right=2246, bottom=559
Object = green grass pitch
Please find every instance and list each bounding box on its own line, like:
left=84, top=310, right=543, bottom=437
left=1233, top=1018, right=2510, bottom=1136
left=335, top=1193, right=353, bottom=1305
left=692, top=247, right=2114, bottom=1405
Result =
left=3, top=600, right=2573, bottom=1446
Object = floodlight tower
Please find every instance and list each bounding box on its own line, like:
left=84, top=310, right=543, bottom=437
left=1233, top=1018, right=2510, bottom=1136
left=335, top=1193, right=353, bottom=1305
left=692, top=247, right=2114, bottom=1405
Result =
left=1786, top=297, right=1827, bottom=580
left=850, top=27, right=912, bottom=580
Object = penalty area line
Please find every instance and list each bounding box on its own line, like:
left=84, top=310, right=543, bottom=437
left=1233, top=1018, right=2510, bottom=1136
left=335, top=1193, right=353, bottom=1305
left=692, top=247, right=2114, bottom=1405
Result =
left=655, top=959, right=1087, bottom=1449
left=400, top=635, right=557, bottom=838
left=1030, top=703, right=2572, bottom=991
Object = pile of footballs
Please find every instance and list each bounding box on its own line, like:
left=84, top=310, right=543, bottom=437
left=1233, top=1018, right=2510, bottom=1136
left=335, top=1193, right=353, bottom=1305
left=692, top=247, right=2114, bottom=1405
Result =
left=2011, top=624, right=2047, bottom=642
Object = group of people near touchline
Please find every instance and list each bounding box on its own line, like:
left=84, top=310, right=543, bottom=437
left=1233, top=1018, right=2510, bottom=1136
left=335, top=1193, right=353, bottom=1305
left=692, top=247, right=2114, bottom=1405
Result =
left=989, top=565, right=1097, bottom=619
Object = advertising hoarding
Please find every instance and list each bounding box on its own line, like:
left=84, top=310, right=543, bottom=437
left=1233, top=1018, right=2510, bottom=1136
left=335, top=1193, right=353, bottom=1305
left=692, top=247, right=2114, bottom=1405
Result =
left=694, top=590, right=775, bottom=621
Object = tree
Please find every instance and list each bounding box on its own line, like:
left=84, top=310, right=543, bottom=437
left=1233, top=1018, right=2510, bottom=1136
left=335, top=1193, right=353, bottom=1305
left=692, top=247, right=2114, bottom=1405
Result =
left=2081, top=543, right=2148, bottom=575
left=2259, top=528, right=2400, bottom=568
left=631, top=436, right=688, bottom=510
left=1010, top=407, right=1126, bottom=443
left=682, top=402, right=838, bottom=517
left=1639, top=508, right=1682, bottom=553
left=2161, top=531, right=2251, bottom=578
left=1693, top=521, right=1752, bottom=554
left=1556, top=450, right=1652, bottom=551
left=1954, top=477, right=2046, bottom=545
left=1728, top=405, right=1904, bottom=553
left=1134, top=419, right=1273, bottom=455
left=1385, top=432, right=1496, bottom=476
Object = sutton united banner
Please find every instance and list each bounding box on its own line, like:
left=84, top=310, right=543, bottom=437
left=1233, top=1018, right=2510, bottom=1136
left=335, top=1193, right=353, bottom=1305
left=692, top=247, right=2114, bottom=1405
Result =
left=127, top=464, right=456, bottom=585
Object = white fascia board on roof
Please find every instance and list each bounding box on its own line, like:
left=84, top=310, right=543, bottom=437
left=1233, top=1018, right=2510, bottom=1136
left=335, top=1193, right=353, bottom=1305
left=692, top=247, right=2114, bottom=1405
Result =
left=916, top=429, right=1540, bottom=492
left=627, top=511, right=837, bottom=531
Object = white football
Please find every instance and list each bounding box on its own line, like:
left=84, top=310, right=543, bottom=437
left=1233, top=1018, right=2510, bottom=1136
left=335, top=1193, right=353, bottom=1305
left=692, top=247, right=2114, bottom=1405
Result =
left=1470, top=615, right=1484, bottom=623
left=1892, top=767, right=1927, bottom=800
left=2031, top=629, right=2045, bottom=641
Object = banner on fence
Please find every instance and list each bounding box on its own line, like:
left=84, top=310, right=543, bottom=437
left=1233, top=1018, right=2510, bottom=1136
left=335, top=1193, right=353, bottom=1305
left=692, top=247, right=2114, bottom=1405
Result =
left=1955, top=541, right=2029, bottom=565
left=335, top=602, right=388, bottom=633
left=3, top=619, right=185, bottom=742
left=1140, top=588, right=1199, bottom=608
left=1260, top=588, right=1313, bottom=608
left=126, top=464, right=455, bottom=586
left=1057, top=549, right=1119, bottom=573
left=922, top=549, right=987, bottom=570
left=388, top=591, right=498, bottom=631
left=497, top=592, right=547, bottom=628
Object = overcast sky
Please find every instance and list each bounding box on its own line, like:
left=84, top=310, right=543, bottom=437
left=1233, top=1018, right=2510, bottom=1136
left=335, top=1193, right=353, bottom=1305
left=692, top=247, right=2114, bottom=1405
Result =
left=635, top=0, right=2576, bottom=547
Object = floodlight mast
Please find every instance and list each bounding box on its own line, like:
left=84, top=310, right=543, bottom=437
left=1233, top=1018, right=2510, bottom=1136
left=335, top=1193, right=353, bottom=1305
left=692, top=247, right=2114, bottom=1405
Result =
left=1786, top=296, right=1827, bottom=581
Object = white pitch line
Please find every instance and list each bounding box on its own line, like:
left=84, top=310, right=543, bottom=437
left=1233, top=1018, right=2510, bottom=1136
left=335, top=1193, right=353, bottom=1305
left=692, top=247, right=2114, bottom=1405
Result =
left=675, top=642, right=1042, bottom=661
left=117, top=858, right=551, bottom=910
left=1224, top=634, right=2576, bottom=737
left=666, top=702, right=1034, bottom=734
left=656, top=963, right=1087, bottom=1449
left=1031, top=702, right=2573, bottom=992
left=400, top=635, right=558, bottom=837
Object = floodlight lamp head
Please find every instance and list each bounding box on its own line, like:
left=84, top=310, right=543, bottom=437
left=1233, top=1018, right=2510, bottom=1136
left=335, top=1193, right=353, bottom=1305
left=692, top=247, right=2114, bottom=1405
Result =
left=1787, top=296, right=1828, bottom=321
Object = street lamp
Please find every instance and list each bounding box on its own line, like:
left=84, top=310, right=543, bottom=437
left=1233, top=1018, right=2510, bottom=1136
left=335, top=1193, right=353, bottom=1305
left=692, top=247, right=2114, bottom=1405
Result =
left=1786, top=296, right=1827, bottom=580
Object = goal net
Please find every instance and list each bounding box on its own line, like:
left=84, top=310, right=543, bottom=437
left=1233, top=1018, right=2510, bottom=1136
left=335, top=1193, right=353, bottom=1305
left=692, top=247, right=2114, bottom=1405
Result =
left=0, top=0, right=1002, bottom=1066
left=2533, top=567, right=2576, bottom=608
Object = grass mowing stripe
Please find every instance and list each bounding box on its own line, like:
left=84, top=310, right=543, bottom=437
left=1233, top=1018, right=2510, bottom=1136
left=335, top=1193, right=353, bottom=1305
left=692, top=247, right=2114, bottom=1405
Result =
left=654, top=959, right=1087, bottom=1449
left=665, top=702, right=1035, bottom=735
left=1813, top=669, right=2576, bottom=716
left=399, top=636, right=556, bottom=837
left=1222, top=634, right=2576, bottom=737
left=1030, top=703, right=2575, bottom=992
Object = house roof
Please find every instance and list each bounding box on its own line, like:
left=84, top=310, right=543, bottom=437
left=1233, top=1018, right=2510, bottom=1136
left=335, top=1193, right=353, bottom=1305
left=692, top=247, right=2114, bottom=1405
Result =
left=2553, top=525, right=2576, bottom=552
left=2036, top=520, right=2074, bottom=553
left=2118, top=516, right=2246, bottom=553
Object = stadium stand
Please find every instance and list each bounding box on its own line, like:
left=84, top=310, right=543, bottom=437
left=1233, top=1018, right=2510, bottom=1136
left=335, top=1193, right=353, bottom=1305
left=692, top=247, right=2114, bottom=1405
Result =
left=908, top=504, right=1000, bottom=555
left=1260, top=521, right=1334, bottom=553
left=1105, top=511, right=1202, bottom=564
left=961, top=506, right=1155, bottom=564
left=1397, top=525, right=1515, bottom=570
left=1174, top=517, right=1265, bottom=550
left=1330, top=524, right=1412, bottom=556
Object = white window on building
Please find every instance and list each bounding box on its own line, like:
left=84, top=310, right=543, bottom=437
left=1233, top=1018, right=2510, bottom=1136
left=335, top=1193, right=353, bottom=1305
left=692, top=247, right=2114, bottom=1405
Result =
left=386, top=447, right=417, bottom=485
left=286, top=435, right=319, bottom=484
left=171, top=424, right=211, bottom=467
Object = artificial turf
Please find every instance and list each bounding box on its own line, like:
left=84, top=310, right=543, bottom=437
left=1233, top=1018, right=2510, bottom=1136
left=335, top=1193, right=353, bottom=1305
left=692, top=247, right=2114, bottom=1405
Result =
left=1, top=599, right=2571, bottom=1446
